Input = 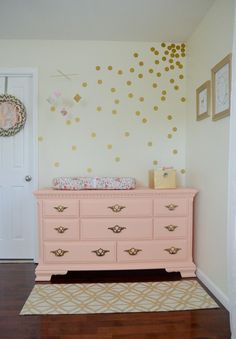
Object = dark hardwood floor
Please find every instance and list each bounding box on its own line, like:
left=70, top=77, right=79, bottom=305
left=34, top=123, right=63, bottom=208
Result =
left=0, top=263, right=231, bottom=339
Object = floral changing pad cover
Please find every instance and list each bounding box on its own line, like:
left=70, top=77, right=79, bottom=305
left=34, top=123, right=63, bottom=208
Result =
left=52, top=177, right=136, bottom=190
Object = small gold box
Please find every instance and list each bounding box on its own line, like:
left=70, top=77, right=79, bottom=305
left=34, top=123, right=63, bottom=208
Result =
left=153, top=169, right=176, bottom=189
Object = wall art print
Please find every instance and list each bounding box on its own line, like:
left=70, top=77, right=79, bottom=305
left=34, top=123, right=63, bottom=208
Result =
left=0, top=94, right=27, bottom=136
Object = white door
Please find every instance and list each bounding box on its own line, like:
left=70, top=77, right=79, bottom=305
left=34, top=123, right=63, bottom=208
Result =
left=0, top=73, right=37, bottom=259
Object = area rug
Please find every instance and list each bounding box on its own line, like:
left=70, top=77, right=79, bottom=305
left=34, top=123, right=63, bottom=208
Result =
left=20, top=279, right=219, bottom=315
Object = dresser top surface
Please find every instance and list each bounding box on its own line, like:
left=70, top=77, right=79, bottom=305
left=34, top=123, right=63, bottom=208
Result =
left=34, top=187, right=198, bottom=198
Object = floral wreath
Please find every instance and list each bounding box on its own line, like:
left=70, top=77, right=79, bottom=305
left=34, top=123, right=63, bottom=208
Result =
left=0, top=94, right=27, bottom=137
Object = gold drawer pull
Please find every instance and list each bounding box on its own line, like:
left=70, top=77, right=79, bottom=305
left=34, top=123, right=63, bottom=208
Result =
left=108, top=204, right=126, bottom=213
left=54, top=226, right=68, bottom=234
left=54, top=205, right=68, bottom=212
left=51, top=248, right=69, bottom=257
left=108, top=225, right=127, bottom=233
left=124, top=248, right=142, bottom=256
left=164, top=224, right=178, bottom=232
left=164, top=247, right=181, bottom=255
left=91, top=248, right=110, bottom=257
left=165, top=203, right=178, bottom=211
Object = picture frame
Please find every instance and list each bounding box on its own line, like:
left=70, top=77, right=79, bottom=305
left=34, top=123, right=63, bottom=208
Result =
left=211, top=54, right=232, bottom=121
left=196, top=80, right=210, bottom=121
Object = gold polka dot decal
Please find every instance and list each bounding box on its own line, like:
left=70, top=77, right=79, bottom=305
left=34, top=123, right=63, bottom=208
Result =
left=75, top=117, right=80, bottom=123
left=138, top=73, right=143, bottom=79
left=154, top=50, right=159, bottom=56
left=126, top=80, right=132, bottom=86
left=50, top=106, right=56, bottom=112
left=139, top=97, right=144, bottom=102
left=170, top=79, right=175, bottom=84
left=161, top=96, right=166, bottom=101
left=87, top=167, right=92, bottom=173
left=180, top=169, right=186, bottom=174
left=91, top=132, right=96, bottom=138
left=155, top=60, right=159, bottom=65
left=152, top=83, right=158, bottom=88
left=162, top=90, right=167, bottom=95
left=107, top=65, right=113, bottom=71
left=139, top=61, right=144, bottom=66
left=124, top=132, right=130, bottom=137
left=96, top=106, right=102, bottom=112
left=167, top=134, right=172, bottom=139
left=38, top=136, right=43, bottom=142
left=66, top=120, right=71, bottom=125
left=129, top=67, right=135, bottom=73
left=114, top=99, right=120, bottom=104
left=82, top=82, right=88, bottom=87
left=174, top=85, right=179, bottom=91
left=115, top=156, right=121, bottom=162
left=71, top=145, right=77, bottom=151
left=172, top=149, right=178, bottom=155
left=147, top=141, right=152, bottom=147
left=179, top=74, right=184, bottom=80
left=133, top=53, right=139, bottom=58
left=54, top=162, right=60, bottom=167
left=153, top=106, right=158, bottom=111
left=107, top=144, right=113, bottom=149
left=161, top=42, right=166, bottom=48
left=181, top=97, right=186, bottom=102
left=156, top=72, right=161, bottom=77
left=117, top=70, right=123, bottom=75
left=149, top=68, right=154, bottom=73
left=153, top=160, right=158, bottom=166
left=150, top=47, right=155, bottom=52
left=74, top=94, right=81, bottom=103
left=135, top=111, right=141, bottom=116
left=172, top=127, right=177, bottom=132
left=128, top=93, right=134, bottom=98
left=112, top=109, right=117, bottom=115
left=97, top=79, right=103, bottom=84
left=110, top=88, right=116, bottom=93
left=167, top=115, right=173, bottom=120
left=96, top=66, right=101, bottom=71
left=142, top=118, right=148, bottom=124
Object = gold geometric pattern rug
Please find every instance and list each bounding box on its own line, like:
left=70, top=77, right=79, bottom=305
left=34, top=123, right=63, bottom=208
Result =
left=20, top=279, right=219, bottom=315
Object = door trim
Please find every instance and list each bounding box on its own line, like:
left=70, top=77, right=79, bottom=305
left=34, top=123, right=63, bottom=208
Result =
left=0, top=68, right=38, bottom=261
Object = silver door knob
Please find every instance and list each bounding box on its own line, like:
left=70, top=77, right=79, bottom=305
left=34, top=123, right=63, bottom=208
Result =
left=25, top=175, right=32, bottom=182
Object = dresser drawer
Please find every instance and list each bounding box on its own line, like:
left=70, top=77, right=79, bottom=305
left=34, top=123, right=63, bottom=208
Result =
left=117, top=240, right=187, bottom=262
left=154, top=217, right=187, bottom=239
left=43, top=219, right=79, bottom=240
left=44, top=241, right=116, bottom=263
left=80, top=199, right=152, bottom=217
left=154, top=198, right=188, bottom=216
left=81, top=218, right=153, bottom=240
left=43, top=200, right=79, bottom=217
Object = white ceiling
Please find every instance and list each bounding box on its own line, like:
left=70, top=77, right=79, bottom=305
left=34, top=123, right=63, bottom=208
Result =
left=0, top=0, right=215, bottom=41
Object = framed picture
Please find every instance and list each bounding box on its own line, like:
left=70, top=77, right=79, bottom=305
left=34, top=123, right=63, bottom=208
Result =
left=211, top=54, right=232, bottom=121
left=196, top=80, right=210, bottom=121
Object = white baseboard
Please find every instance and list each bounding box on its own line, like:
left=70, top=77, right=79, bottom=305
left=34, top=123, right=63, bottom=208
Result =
left=196, top=268, right=229, bottom=310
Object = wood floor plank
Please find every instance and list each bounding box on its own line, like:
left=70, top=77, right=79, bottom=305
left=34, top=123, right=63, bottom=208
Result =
left=0, top=263, right=231, bottom=339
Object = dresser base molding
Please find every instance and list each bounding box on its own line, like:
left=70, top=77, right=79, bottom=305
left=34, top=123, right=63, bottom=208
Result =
left=34, top=188, right=197, bottom=282
left=35, top=262, right=196, bottom=281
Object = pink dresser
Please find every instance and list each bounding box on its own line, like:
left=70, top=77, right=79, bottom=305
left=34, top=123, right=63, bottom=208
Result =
left=34, top=188, right=197, bottom=281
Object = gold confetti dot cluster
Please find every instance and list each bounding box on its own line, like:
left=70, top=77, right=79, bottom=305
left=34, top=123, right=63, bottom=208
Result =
left=46, top=43, right=187, bottom=177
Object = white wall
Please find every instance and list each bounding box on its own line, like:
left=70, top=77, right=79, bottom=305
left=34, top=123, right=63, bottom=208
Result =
left=0, top=40, right=187, bottom=188
left=186, top=0, right=235, bottom=302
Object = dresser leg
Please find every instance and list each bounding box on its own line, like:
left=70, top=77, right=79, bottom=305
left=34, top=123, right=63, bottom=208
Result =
left=166, top=267, right=196, bottom=278
left=35, top=267, right=68, bottom=281
left=179, top=269, right=196, bottom=278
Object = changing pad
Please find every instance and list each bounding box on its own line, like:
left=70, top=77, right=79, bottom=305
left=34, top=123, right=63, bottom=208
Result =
left=52, top=176, right=136, bottom=190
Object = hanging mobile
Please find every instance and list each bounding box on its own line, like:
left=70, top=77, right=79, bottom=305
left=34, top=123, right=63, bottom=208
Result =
left=0, top=76, right=27, bottom=137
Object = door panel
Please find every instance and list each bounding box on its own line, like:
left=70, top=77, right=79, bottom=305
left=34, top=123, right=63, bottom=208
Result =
left=0, top=75, right=35, bottom=259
